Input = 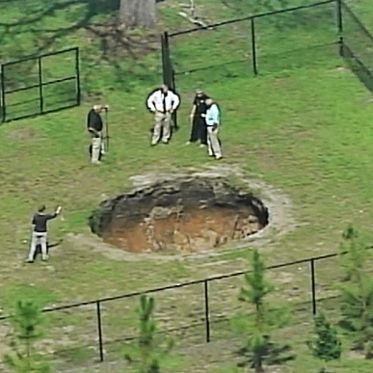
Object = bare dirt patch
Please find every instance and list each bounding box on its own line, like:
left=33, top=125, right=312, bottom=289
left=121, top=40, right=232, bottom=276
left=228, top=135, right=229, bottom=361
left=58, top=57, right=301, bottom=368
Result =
left=66, top=165, right=296, bottom=262
left=6, top=127, right=39, bottom=142
left=89, top=177, right=269, bottom=254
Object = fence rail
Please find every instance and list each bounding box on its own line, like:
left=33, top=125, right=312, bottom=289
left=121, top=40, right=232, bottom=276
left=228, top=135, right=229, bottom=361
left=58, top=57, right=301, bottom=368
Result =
left=0, top=47, right=81, bottom=123
left=161, top=0, right=373, bottom=94
left=0, top=248, right=365, bottom=364
left=168, top=0, right=336, bottom=37
left=339, top=1, right=373, bottom=92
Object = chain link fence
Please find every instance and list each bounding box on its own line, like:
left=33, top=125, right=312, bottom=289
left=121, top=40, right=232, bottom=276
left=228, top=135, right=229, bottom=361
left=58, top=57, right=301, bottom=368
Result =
left=340, top=1, right=373, bottom=92
left=0, top=47, right=81, bottom=123
left=161, top=0, right=373, bottom=94
left=0, top=250, right=354, bottom=370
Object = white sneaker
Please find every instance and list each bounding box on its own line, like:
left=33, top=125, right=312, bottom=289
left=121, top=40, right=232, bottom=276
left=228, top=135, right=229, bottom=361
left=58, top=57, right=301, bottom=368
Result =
left=216, top=155, right=223, bottom=160
left=199, top=144, right=206, bottom=148
left=92, top=160, right=101, bottom=164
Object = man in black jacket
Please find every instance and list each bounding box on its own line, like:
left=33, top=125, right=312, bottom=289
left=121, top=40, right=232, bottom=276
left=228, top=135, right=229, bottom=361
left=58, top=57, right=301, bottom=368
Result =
left=87, top=104, right=108, bottom=164
left=26, top=205, right=61, bottom=262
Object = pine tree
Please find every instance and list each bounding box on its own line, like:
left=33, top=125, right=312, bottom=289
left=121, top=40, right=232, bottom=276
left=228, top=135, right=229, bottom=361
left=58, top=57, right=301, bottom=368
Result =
left=138, top=295, right=159, bottom=373
left=236, top=249, right=292, bottom=372
left=3, top=301, right=50, bottom=373
left=339, top=225, right=373, bottom=357
left=125, top=295, right=173, bottom=373
left=239, top=250, right=274, bottom=328
left=340, top=277, right=373, bottom=353
left=308, top=312, right=342, bottom=366
left=339, top=224, right=366, bottom=282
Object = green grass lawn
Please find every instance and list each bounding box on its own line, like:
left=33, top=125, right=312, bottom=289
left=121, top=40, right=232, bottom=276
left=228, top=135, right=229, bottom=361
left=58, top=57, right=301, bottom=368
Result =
left=1, top=0, right=373, bottom=372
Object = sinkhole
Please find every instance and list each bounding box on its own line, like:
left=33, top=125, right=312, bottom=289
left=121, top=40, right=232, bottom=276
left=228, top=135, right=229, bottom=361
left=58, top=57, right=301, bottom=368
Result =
left=89, top=177, right=269, bottom=253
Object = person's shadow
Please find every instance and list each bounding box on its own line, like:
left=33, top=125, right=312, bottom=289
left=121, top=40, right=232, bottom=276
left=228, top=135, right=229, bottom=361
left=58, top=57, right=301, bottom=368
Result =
left=33, top=239, right=63, bottom=260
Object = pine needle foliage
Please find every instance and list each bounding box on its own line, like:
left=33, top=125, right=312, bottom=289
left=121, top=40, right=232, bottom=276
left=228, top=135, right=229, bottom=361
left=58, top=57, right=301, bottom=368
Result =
left=339, top=225, right=373, bottom=357
left=308, top=312, right=342, bottom=362
left=236, top=249, right=293, bottom=372
left=125, top=295, right=174, bottom=373
left=3, top=300, right=50, bottom=373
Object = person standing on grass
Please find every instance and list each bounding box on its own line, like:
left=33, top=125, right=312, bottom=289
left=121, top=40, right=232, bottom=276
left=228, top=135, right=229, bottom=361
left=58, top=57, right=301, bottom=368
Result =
left=187, top=89, right=209, bottom=147
left=204, top=98, right=222, bottom=160
left=26, top=205, right=62, bottom=263
left=87, top=104, right=108, bottom=164
left=147, top=84, right=180, bottom=146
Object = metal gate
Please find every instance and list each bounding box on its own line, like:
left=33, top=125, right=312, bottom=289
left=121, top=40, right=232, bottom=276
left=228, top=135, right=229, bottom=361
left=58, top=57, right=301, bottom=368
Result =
left=0, top=47, right=80, bottom=123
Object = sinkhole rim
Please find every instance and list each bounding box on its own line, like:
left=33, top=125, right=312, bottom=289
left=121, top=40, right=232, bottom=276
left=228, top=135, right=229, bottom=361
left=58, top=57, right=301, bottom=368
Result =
left=89, top=176, right=270, bottom=254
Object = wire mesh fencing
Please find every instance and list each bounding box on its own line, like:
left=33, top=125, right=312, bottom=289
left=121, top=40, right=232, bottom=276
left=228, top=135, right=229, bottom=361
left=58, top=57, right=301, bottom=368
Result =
left=340, top=1, right=373, bottom=92
left=0, top=250, right=368, bottom=370
left=162, top=0, right=344, bottom=92
left=161, top=0, right=373, bottom=94
left=0, top=47, right=80, bottom=123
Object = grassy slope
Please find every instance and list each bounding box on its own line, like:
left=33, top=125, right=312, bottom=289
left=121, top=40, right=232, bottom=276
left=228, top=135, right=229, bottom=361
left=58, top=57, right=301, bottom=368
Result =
left=1, top=0, right=373, bottom=372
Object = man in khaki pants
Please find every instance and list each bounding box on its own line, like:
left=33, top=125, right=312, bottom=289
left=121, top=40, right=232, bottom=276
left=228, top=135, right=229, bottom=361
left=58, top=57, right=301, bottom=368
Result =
left=204, top=98, right=223, bottom=160
left=87, top=104, right=108, bottom=164
left=147, top=84, right=180, bottom=145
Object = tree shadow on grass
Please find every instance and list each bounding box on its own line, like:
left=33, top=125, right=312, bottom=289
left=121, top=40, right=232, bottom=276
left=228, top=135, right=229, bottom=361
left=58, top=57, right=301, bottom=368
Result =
left=0, top=0, right=155, bottom=61
left=236, top=335, right=296, bottom=371
left=0, top=0, right=159, bottom=94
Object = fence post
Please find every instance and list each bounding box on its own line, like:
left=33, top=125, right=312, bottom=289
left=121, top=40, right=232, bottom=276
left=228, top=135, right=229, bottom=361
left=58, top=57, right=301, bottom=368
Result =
left=204, top=280, right=211, bottom=343
left=161, top=33, right=165, bottom=82
left=310, top=259, right=317, bottom=315
left=337, top=0, right=343, bottom=34
left=162, top=31, right=171, bottom=87
left=171, top=67, right=176, bottom=94
left=251, top=17, right=258, bottom=75
left=164, top=31, right=174, bottom=91
left=38, top=57, right=44, bottom=114
left=0, top=64, right=5, bottom=122
left=96, top=301, right=104, bottom=362
left=163, top=31, right=178, bottom=129
left=337, top=0, right=344, bottom=56
left=75, top=47, right=81, bottom=106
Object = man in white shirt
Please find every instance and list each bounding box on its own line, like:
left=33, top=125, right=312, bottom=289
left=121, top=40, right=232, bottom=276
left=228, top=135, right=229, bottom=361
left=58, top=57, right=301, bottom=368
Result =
left=147, top=84, right=180, bottom=145
left=204, top=98, right=222, bottom=160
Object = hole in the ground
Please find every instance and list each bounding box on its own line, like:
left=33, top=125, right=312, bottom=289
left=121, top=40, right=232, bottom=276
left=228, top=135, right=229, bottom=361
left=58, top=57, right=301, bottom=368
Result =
left=89, top=177, right=269, bottom=253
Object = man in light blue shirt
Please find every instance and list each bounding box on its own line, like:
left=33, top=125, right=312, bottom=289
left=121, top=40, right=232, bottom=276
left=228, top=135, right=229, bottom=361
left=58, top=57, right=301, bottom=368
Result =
left=204, top=98, right=222, bottom=159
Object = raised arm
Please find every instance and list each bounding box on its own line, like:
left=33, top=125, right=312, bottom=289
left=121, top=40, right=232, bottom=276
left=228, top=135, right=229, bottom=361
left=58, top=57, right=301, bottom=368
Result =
left=47, top=206, right=62, bottom=220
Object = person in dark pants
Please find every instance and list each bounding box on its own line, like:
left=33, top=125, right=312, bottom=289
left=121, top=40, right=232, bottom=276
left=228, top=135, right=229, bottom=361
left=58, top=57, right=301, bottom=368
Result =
left=26, top=205, right=62, bottom=262
left=187, top=90, right=209, bottom=147
left=87, top=105, right=108, bottom=164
